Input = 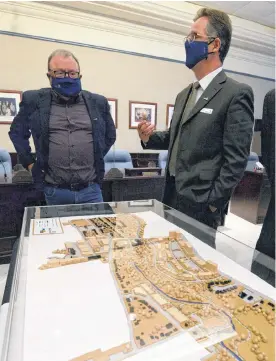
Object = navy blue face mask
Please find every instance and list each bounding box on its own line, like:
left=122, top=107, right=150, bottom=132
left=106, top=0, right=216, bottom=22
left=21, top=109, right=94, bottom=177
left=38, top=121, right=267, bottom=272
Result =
left=185, top=39, right=215, bottom=69
left=51, top=77, right=82, bottom=97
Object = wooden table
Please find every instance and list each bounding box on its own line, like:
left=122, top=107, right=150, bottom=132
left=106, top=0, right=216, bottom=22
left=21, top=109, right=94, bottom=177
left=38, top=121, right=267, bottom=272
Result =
left=108, top=176, right=165, bottom=201
left=0, top=176, right=165, bottom=249
left=230, top=171, right=271, bottom=224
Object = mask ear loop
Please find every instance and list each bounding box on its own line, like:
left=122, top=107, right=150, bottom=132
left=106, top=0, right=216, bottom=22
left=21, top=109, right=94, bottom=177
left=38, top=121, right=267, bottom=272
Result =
left=206, top=38, right=217, bottom=58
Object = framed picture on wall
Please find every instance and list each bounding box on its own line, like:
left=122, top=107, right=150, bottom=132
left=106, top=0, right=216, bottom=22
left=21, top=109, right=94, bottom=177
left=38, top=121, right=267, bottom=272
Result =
left=108, top=98, right=118, bottom=128
left=166, top=104, right=174, bottom=129
left=129, top=101, right=157, bottom=129
left=0, top=90, right=22, bottom=124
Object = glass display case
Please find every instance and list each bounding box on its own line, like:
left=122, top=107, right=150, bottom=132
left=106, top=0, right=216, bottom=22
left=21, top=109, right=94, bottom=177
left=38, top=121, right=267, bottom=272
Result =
left=0, top=200, right=275, bottom=361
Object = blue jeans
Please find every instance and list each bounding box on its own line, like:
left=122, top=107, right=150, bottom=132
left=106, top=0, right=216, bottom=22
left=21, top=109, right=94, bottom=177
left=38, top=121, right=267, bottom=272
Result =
left=44, top=183, right=103, bottom=205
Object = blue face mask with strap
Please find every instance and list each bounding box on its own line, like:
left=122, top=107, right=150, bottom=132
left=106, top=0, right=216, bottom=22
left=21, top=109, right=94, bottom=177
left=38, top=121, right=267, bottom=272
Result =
left=51, top=77, right=82, bottom=97
left=185, top=39, right=215, bottom=69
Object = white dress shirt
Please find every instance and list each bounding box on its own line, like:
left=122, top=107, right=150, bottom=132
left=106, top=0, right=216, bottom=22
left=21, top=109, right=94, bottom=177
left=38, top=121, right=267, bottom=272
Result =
left=194, top=66, right=223, bottom=103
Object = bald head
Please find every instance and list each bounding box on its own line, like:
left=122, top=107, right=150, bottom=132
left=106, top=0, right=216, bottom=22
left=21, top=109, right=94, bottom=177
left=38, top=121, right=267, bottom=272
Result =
left=47, top=49, right=80, bottom=72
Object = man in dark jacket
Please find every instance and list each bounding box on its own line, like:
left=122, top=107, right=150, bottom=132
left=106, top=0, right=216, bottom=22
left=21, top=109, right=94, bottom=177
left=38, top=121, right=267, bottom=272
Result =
left=256, top=89, right=275, bottom=259
left=9, top=49, right=116, bottom=205
left=137, top=8, right=254, bottom=233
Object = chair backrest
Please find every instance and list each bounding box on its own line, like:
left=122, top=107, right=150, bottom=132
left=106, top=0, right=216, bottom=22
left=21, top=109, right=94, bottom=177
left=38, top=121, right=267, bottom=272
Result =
left=157, top=151, right=260, bottom=172
left=158, top=151, right=168, bottom=169
left=0, top=148, right=12, bottom=182
left=247, top=152, right=259, bottom=162
left=104, top=149, right=133, bottom=172
left=246, top=152, right=263, bottom=172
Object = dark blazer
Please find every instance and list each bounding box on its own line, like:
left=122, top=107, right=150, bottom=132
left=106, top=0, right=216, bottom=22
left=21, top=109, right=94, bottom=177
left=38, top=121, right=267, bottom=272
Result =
left=144, top=71, right=254, bottom=209
left=256, top=88, right=275, bottom=258
left=9, top=88, right=116, bottom=187
left=261, top=89, right=275, bottom=187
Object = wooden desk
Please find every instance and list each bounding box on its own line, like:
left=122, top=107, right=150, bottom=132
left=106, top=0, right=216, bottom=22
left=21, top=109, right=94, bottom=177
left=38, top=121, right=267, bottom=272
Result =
left=0, top=176, right=165, bottom=245
left=230, top=171, right=271, bottom=224
left=0, top=182, right=45, bottom=239
left=110, top=176, right=165, bottom=201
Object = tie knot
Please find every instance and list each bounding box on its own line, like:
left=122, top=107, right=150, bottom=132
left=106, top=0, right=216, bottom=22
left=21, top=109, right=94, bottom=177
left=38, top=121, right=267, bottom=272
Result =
left=193, top=81, right=200, bottom=90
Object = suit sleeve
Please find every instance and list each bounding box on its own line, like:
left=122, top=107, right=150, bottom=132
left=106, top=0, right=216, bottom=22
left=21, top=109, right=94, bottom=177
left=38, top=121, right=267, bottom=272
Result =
left=208, top=86, right=254, bottom=209
left=142, top=94, right=180, bottom=150
left=9, top=92, right=35, bottom=168
left=103, top=98, right=116, bottom=156
left=142, top=130, right=170, bottom=150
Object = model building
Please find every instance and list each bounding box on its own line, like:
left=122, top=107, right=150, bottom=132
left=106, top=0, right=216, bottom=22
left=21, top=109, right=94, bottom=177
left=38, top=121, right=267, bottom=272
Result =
left=36, top=214, right=274, bottom=361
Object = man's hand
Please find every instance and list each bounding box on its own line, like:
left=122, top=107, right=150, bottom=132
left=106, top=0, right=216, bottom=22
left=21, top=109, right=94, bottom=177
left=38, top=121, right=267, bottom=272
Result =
left=28, top=163, right=34, bottom=171
left=137, top=121, right=155, bottom=143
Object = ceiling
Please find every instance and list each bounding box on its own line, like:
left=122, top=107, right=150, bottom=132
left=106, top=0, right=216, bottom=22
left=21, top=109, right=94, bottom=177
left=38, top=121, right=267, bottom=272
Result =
left=43, top=1, right=274, bottom=56
left=189, top=1, right=275, bottom=28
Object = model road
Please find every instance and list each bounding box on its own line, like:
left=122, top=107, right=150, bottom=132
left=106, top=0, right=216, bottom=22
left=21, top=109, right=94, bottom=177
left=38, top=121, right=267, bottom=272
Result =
left=134, top=264, right=244, bottom=361
left=108, top=235, right=244, bottom=361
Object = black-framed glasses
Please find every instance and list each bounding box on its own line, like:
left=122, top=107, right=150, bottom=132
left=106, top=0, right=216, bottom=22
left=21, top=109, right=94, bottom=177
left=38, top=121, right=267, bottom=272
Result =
left=185, top=32, right=217, bottom=43
left=49, top=70, right=80, bottom=79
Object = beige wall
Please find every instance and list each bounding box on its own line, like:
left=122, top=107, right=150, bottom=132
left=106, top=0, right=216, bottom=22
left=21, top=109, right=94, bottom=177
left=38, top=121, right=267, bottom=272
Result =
left=0, top=34, right=193, bottom=153
left=0, top=34, right=273, bottom=155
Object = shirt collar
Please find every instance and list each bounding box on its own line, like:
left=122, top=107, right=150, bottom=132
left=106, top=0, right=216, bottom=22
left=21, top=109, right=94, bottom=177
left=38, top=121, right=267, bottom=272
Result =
left=51, top=89, right=82, bottom=105
left=195, top=67, right=223, bottom=91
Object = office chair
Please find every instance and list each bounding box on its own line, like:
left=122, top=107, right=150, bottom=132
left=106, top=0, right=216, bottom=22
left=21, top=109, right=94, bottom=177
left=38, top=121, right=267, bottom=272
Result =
left=158, top=151, right=168, bottom=169
left=0, top=148, right=12, bottom=183
left=104, top=149, right=133, bottom=173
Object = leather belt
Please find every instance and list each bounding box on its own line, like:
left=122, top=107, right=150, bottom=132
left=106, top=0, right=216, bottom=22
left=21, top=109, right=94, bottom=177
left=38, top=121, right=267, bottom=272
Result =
left=45, top=182, right=91, bottom=191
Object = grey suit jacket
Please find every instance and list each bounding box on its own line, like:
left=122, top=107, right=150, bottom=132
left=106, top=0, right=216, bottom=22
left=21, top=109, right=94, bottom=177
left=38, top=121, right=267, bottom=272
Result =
left=143, top=71, right=254, bottom=209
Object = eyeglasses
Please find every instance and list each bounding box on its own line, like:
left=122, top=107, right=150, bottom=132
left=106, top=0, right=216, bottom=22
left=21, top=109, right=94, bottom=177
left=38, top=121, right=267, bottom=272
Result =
left=49, top=70, right=80, bottom=79
left=185, top=32, right=217, bottom=43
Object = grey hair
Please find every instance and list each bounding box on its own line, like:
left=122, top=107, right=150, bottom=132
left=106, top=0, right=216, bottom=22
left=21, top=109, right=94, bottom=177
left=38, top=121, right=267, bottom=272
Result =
left=194, top=7, right=232, bottom=63
left=47, top=49, right=80, bottom=70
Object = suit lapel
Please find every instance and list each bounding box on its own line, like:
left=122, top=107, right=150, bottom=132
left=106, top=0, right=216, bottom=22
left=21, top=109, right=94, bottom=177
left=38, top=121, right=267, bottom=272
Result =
left=170, top=85, right=192, bottom=145
left=182, top=70, right=227, bottom=126
left=82, top=91, right=98, bottom=133
left=38, top=88, right=52, bottom=157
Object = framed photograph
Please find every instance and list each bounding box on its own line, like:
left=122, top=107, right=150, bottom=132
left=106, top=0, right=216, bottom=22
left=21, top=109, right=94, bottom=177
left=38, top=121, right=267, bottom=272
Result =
left=108, top=98, right=118, bottom=128
left=166, top=104, right=174, bottom=128
left=129, top=101, right=157, bottom=129
left=0, top=90, right=22, bottom=124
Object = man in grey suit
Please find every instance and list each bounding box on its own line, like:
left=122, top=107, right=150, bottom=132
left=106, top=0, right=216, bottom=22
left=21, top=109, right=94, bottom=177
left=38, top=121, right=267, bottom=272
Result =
left=138, top=7, right=254, bottom=231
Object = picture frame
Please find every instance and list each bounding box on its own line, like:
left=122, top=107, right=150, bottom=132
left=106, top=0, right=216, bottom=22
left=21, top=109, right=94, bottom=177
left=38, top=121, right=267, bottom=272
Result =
left=108, top=98, right=118, bottom=128
left=129, top=101, right=157, bottom=129
left=166, top=104, right=174, bottom=129
left=0, top=90, right=22, bottom=124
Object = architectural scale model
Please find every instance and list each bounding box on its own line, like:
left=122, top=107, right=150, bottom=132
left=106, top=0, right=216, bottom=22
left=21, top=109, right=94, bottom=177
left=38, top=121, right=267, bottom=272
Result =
left=38, top=214, right=275, bottom=361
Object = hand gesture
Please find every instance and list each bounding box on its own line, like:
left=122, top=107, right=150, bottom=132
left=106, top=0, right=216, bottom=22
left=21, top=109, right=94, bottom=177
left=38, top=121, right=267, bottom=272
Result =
left=137, top=121, right=155, bottom=143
